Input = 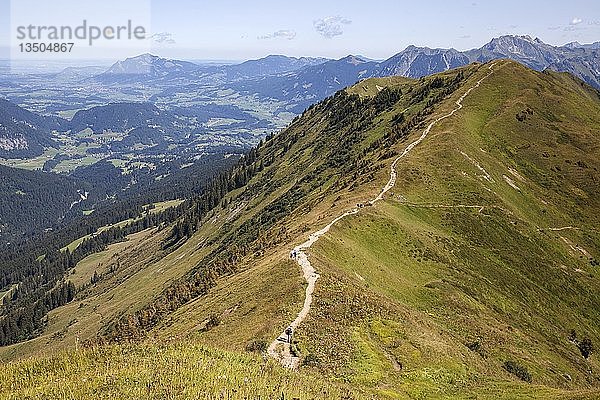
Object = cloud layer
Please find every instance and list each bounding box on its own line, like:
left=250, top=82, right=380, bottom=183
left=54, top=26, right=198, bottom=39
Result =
left=258, top=30, right=297, bottom=40
left=313, top=16, right=352, bottom=39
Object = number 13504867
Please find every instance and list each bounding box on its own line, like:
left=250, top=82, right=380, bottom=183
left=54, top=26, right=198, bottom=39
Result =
left=18, top=43, right=74, bottom=53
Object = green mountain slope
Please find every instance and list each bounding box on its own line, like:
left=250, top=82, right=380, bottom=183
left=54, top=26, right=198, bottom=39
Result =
left=300, top=61, right=600, bottom=396
left=1, top=61, right=599, bottom=399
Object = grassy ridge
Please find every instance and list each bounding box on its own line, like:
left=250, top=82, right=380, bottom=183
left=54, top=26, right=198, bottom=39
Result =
left=296, top=61, right=600, bottom=397
left=0, top=342, right=364, bottom=399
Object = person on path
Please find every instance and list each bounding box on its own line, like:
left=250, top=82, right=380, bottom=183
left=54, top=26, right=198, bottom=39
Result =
left=285, top=326, right=293, bottom=343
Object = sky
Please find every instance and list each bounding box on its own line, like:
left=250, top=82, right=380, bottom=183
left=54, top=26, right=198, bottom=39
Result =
left=1, top=0, right=599, bottom=63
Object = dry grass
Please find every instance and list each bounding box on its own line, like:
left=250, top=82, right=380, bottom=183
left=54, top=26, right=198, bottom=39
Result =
left=0, top=341, right=366, bottom=399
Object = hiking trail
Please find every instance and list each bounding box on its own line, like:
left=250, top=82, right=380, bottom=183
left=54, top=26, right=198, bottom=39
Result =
left=268, top=63, right=499, bottom=369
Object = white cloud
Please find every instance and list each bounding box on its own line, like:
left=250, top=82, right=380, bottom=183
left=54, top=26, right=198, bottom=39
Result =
left=258, top=30, right=297, bottom=40
left=570, top=17, right=583, bottom=25
left=149, top=32, right=176, bottom=44
left=313, top=16, right=352, bottom=39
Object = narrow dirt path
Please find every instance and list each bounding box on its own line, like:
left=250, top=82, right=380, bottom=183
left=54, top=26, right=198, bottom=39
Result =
left=540, top=226, right=581, bottom=232
left=268, top=63, right=499, bottom=369
left=401, top=203, right=511, bottom=215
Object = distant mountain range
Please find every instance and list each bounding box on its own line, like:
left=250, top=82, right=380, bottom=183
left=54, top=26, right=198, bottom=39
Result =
left=93, top=36, right=600, bottom=91
left=218, top=55, right=328, bottom=81
left=95, top=53, right=328, bottom=85
left=228, top=55, right=377, bottom=112
left=227, top=35, right=599, bottom=110
left=4, top=35, right=598, bottom=157
left=94, top=54, right=202, bottom=83
left=564, top=41, right=600, bottom=50
left=48, top=35, right=593, bottom=119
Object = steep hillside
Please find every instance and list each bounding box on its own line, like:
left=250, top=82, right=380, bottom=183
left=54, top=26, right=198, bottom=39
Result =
left=141, top=62, right=600, bottom=397
left=68, top=103, right=179, bottom=134
left=0, top=99, right=63, bottom=158
left=297, top=62, right=600, bottom=396
left=2, top=61, right=600, bottom=399
left=0, top=165, right=89, bottom=241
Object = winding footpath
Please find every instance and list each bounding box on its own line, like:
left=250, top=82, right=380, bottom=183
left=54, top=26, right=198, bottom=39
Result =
left=268, top=63, right=500, bottom=369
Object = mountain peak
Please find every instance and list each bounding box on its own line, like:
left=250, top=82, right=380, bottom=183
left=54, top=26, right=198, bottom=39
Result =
left=403, top=44, right=429, bottom=52
left=564, top=41, right=583, bottom=48
left=97, top=53, right=200, bottom=82
left=480, top=35, right=554, bottom=55
left=562, top=41, right=600, bottom=50
left=491, top=34, right=534, bottom=43
left=123, top=53, right=161, bottom=62
left=494, top=34, right=548, bottom=43
left=340, top=55, right=367, bottom=65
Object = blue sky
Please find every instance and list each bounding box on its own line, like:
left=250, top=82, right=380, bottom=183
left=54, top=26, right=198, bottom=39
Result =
left=1, top=0, right=599, bottom=62
left=151, top=0, right=600, bottom=60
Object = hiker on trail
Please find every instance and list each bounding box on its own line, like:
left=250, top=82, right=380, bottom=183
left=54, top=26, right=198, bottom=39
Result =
left=285, top=326, right=293, bottom=343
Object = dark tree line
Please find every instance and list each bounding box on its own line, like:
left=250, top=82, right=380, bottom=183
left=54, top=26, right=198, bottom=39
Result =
left=0, top=197, right=191, bottom=346
left=0, top=150, right=234, bottom=346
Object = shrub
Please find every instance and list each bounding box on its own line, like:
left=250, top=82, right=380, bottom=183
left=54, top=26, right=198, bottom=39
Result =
left=578, top=338, right=594, bottom=359
left=569, top=329, right=578, bottom=342
left=466, top=340, right=487, bottom=358
left=503, top=360, right=532, bottom=383
left=290, top=342, right=301, bottom=358
left=245, top=339, right=268, bottom=353
left=200, top=313, right=220, bottom=332
left=302, top=352, right=319, bottom=367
